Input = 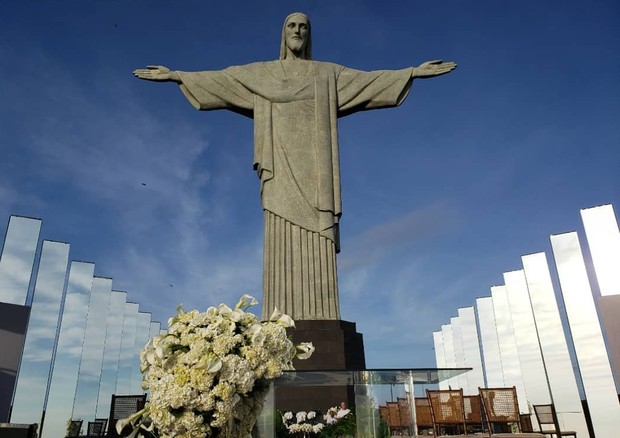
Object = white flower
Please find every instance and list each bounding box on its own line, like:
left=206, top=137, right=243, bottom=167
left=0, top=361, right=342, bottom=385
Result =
left=118, top=295, right=311, bottom=438
left=296, top=342, right=315, bottom=360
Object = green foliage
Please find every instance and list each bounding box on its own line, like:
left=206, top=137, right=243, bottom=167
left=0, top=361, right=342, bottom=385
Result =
left=320, top=411, right=356, bottom=438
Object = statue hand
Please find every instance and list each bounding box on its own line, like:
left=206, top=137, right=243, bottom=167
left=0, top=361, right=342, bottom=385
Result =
left=412, top=60, right=457, bottom=79
left=132, top=65, right=179, bottom=82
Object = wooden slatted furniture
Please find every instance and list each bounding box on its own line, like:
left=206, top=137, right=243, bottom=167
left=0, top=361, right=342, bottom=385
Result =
left=479, top=387, right=522, bottom=433
left=414, top=397, right=434, bottom=435
left=426, top=388, right=467, bottom=436
left=533, top=404, right=577, bottom=437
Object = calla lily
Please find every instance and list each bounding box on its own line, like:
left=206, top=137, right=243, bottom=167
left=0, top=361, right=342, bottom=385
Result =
left=235, top=294, right=258, bottom=310
left=218, top=303, right=233, bottom=315
left=270, top=307, right=282, bottom=321
left=277, top=314, right=295, bottom=328
left=296, top=342, right=315, bottom=360
left=206, top=306, right=218, bottom=318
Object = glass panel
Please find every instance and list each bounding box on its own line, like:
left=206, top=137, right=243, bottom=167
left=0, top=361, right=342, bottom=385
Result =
left=0, top=216, right=42, bottom=305
left=550, top=232, right=620, bottom=436
left=441, top=324, right=457, bottom=389
left=131, top=312, right=152, bottom=394
left=503, top=270, right=551, bottom=407
left=522, top=252, right=589, bottom=436
left=475, top=296, right=503, bottom=387
left=257, top=369, right=470, bottom=438
left=450, top=316, right=470, bottom=394
left=581, top=204, right=620, bottom=297
left=116, top=303, right=138, bottom=395
left=458, top=307, right=485, bottom=393
left=11, top=241, right=70, bottom=425
left=72, top=277, right=112, bottom=424
left=490, top=285, right=528, bottom=413
left=42, top=261, right=95, bottom=438
left=96, top=291, right=127, bottom=419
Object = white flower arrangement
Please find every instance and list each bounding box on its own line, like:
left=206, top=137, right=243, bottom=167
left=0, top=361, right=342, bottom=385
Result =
left=282, top=410, right=324, bottom=437
left=117, top=294, right=314, bottom=438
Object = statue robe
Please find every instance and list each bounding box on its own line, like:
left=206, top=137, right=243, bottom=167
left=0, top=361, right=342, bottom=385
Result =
left=177, top=60, right=413, bottom=320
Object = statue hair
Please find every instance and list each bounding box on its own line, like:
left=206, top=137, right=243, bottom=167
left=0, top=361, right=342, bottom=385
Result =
left=279, top=12, right=312, bottom=60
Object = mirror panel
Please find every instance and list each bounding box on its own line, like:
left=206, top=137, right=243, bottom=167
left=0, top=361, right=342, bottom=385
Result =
left=0, top=216, right=42, bottom=305
left=115, top=303, right=138, bottom=395
left=504, top=270, right=551, bottom=407
left=96, top=291, right=127, bottom=418
left=11, top=241, right=70, bottom=425
left=490, top=285, right=528, bottom=413
left=42, top=261, right=95, bottom=438
left=475, top=296, right=503, bottom=387
left=522, top=252, right=588, bottom=435
left=458, top=307, right=485, bottom=392
left=72, top=277, right=112, bottom=424
left=550, top=232, right=620, bottom=436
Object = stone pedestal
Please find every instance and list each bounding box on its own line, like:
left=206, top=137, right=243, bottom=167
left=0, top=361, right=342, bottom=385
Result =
left=276, top=320, right=365, bottom=412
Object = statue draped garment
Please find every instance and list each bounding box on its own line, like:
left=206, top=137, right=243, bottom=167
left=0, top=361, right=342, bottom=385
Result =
left=177, top=60, right=413, bottom=320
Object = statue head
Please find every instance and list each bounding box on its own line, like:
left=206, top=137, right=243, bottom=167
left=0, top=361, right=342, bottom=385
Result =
left=280, top=12, right=312, bottom=60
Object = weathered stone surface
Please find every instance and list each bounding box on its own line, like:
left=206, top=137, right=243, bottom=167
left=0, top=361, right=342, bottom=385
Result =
left=133, top=12, right=456, bottom=321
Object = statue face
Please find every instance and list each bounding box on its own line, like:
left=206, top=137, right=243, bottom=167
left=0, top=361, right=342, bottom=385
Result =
left=284, top=14, right=309, bottom=56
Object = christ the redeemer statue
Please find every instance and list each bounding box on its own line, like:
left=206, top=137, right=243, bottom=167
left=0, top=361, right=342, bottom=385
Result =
left=134, top=12, right=456, bottom=321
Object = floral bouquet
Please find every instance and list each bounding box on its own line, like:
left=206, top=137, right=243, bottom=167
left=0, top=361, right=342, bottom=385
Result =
left=281, top=410, right=324, bottom=437
left=117, top=294, right=314, bottom=438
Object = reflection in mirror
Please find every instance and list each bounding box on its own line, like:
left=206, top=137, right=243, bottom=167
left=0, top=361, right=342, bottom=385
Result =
left=73, top=277, right=112, bottom=424
left=504, top=270, right=551, bottom=409
left=149, top=321, right=161, bottom=340
left=0, top=216, right=42, bottom=305
left=116, top=303, right=139, bottom=395
left=550, top=232, right=620, bottom=436
left=441, top=324, right=457, bottom=390
left=432, top=331, right=447, bottom=390
left=581, top=204, right=620, bottom=296
left=450, top=316, right=470, bottom=394
left=490, top=285, right=528, bottom=413
left=457, top=307, right=485, bottom=392
left=96, top=291, right=127, bottom=418
left=522, top=252, right=589, bottom=436
left=11, top=241, right=70, bottom=425
left=131, top=312, right=152, bottom=394
left=42, top=261, right=95, bottom=438
left=475, top=296, right=503, bottom=387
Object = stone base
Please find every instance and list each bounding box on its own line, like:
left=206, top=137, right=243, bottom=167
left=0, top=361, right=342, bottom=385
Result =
left=276, top=320, right=365, bottom=412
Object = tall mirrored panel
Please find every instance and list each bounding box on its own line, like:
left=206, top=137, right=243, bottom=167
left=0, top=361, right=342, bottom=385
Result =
left=131, top=312, right=152, bottom=394
left=72, top=277, right=112, bottom=423
left=441, top=324, right=457, bottom=389
left=522, top=252, right=588, bottom=436
left=96, top=291, right=127, bottom=419
left=450, top=316, right=470, bottom=393
left=457, top=307, right=484, bottom=392
left=149, top=321, right=161, bottom=340
left=475, top=296, right=503, bottom=387
left=0, top=216, right=42, bottom=305
left=490, top=285, right=528, bottom=413
left=43, top=261, right=95, bottom=438
left=581, top=204, right=620, bottom=297
left=11, top=241, right=70, bottom=425
left=503, top=270, right=551, bottom=407
left=432, top=331, right=447, bottom=389
left=550, top=232, right=620, bottom=436
left=116, top=302, right=139, bottom=395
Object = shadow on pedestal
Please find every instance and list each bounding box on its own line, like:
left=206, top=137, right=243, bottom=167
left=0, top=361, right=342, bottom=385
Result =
left=276, top=320, right=365, bottom=413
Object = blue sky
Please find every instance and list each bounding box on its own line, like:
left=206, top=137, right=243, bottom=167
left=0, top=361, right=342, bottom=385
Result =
left=1, top=0, right=618, bottom=368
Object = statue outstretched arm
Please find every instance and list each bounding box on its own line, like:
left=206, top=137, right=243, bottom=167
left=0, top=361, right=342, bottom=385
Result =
left=411, top=60, right=457, bottom=79
left=133, top=65, right=182, bottom=83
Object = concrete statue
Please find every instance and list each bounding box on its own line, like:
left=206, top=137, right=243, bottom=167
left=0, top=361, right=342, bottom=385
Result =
left=133, top=12, right=456, bottom=321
